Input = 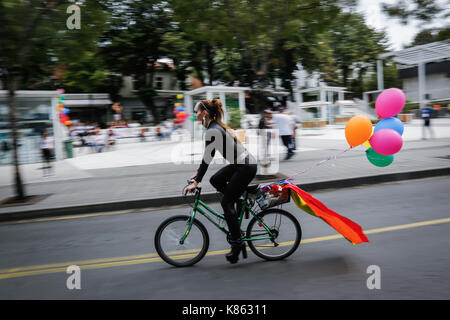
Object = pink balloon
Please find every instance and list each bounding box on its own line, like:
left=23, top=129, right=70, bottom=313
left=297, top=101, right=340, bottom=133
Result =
left=369, top=129, right=403, bottom=156
left=375, top=88, right=405, bottom=118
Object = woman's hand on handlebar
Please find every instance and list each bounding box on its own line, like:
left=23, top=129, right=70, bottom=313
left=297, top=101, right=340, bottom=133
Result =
left=190, top=172, right=198, bottom=180
left=185, top=180, right=199, bottom=194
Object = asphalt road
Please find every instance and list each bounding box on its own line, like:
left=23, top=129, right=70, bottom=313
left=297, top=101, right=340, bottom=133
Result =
left=1, top=176, right=450, bottom=300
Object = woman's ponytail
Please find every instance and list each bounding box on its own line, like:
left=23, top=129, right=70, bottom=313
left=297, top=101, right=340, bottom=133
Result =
left=201, top=99, right=239, bottom=143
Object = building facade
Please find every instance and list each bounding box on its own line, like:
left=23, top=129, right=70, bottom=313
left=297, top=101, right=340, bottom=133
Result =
left=118, top=61, right=187, bottom=124
left=0, top=90, right=63, bottom=165
left=398, top=60, right=450, bottom=104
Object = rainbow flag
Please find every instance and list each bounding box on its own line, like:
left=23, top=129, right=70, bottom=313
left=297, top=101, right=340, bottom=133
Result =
left=269, top=182, right=369, bottom=245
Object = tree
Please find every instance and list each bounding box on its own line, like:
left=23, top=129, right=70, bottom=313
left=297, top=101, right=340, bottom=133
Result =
left=409, top=26, right=450, bottom=46
left=327, top=12, right=388, bottom=96
left=61, top=51, right=122, bottom=101
left=363, top=62, right=402, bottom=93
left=101, top=0, right=173, bottom=124
left=0, top=0, right=67, bottom=200
left=169, top=0, right=351, bottom=105
left=0, top=0, right=107, bottom=200
left=161, top=31, right=193, bottom=91
left=382, top=0, right=449, bottom=25
left=53, top=1, right=120, bottom=98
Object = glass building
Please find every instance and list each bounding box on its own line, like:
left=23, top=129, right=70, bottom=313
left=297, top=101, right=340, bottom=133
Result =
left=0, top=90, right=62, bottom=165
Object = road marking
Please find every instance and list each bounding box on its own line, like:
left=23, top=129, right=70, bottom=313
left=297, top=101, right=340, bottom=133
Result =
left=1, top=217, right=450, bottom=280
left=0, top=205, right=189, bottom=226
left=2, top=176, right=449, bottom=226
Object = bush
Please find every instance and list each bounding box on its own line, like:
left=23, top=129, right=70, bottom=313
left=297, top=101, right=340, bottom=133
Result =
left=402, top=100, right=418, bottom=113
left=228, top=108, right=243, bottom=129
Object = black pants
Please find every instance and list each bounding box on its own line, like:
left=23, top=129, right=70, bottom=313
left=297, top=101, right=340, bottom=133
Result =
left=281, top=135, right=294, bottom=156
left=210, top=164, right=257, bottom=240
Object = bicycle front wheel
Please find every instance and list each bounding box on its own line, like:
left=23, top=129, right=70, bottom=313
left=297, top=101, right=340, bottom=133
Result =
left=154, top=215, right=209, bottom=267
left=246, top=208, right=301, bottom=261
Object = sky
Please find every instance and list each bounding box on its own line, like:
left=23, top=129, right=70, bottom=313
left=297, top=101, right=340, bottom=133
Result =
left=356, top=0, right=448, bottom=51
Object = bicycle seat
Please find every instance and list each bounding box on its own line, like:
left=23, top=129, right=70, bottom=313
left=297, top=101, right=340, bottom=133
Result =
left=246, top=184, right=260, bottom=194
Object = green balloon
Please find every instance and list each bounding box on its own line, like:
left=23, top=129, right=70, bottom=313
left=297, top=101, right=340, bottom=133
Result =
left=366, top=147, right=394, bottom=167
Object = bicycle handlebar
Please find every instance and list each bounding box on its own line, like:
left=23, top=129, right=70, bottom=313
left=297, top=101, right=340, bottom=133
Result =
left=183, top=178, right=201, bottom=197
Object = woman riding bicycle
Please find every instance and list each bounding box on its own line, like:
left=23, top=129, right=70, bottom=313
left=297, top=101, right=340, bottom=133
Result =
left=185, top=99, right=257, bottom=264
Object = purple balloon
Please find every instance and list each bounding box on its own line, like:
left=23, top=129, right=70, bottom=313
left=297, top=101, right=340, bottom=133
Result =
left=375, top=88, right=406, bottom=118
left=369, top=129, right=403, bottom=156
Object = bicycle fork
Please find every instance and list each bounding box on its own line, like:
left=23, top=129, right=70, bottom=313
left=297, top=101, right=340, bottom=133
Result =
left=179, top=210, right=196, bottom=245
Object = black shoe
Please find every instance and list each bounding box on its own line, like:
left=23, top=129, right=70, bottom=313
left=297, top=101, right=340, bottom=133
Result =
left=284, top=153, right=294, bottom=160
left=225, top=240, right=247, bottom=264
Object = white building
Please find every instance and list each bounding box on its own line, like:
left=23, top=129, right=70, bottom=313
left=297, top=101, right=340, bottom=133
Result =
left=398, top=60, right=450, bottom=104
left=118, top=61, right=188, bottom=123
left=371, top=40, right=450, bottom=108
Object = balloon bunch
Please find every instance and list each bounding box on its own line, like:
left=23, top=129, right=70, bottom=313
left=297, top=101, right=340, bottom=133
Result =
left=345, top=88, right=406, bottom=167
left=173, top=94, right=189, bottom=124
left=56, top=89, right=72, bottom=126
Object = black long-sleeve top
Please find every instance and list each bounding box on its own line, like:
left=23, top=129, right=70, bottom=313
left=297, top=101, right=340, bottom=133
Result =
left=195, top=121, right=254, bottom=183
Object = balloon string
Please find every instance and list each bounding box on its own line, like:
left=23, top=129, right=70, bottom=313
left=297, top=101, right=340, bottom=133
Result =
left=286, top=147, right=353, bottom=182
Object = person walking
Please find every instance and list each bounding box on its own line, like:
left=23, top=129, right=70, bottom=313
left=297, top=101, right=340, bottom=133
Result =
left=39, top=129, right=54, bottom=176
left=280, top=106, right=299, bottom=151
left=266, top=109, right=295, bottom=160
left=421, top=104, right=435, bottom=139
left=94, top=127, right=106, bottom=152
left=185, top=99, right=257, bottom=264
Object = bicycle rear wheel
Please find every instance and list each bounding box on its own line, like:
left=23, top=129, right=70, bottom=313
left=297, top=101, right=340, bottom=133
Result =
left=154, top=215, right=209, bottom=267
left=246, top=208, right=301, bottom=261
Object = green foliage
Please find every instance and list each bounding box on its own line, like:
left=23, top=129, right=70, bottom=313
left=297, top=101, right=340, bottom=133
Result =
left=409, top=26, right=450, bottom=47
left=382, top=0, right=446, bottom=25
left=100, top=1, right=173, bottom=122
left=403, top=100, right=418, bottom=113
left=161, top=31, right=193, bottom=90
left=0, top=0, right=108, bottom=89
left=0, top=0, right=396, bottom=104
left=363, top=62, right=403, bottom=93
left=327, top=12, right=389, bottom=92
left=228, top=108, right=243, bottom=129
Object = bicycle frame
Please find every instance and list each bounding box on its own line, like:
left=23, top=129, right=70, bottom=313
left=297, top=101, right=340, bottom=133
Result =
left=180, top=188, right=277, bottom=244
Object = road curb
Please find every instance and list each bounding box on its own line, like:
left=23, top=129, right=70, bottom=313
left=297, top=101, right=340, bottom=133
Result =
left=1, top=167, right=449, bottom=223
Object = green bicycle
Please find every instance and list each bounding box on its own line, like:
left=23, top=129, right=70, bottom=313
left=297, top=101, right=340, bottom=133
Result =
left=154, top=180, right=302, bottom=267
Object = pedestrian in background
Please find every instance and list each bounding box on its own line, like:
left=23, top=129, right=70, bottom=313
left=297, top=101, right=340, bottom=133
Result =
left=266, top=110, right=295, bottom=160
left=155, top=124, right=163, bottom=140
left=39, top=129, right=54, bottom=176
left=421, top=104, right=435, bottom=139
left=280, top=106, right=299, bottom=151
left=94, top=127, right=106, bottom=153
left=0, top=139, right=10, bottom=163
left=139, top=128, right=146, bottom=142
left=106, top=128, right=117, bottom=148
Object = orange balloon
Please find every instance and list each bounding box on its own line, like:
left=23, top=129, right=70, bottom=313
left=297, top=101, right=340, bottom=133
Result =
left=345, top=115, right=373, bottom=147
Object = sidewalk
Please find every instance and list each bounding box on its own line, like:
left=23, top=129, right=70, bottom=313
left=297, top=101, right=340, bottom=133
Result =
left=0, top=119, right=449, bottom=222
